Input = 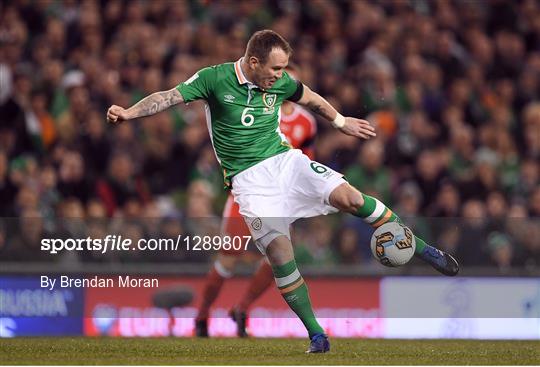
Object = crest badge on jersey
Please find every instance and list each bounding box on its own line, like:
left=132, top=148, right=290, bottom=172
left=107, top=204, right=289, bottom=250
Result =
left=251, top=218, right=262, bottom=231
left=262, top=93, right=277, bottom=108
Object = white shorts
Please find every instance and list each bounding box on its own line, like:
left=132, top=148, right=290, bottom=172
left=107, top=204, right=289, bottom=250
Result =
left=231, top=149, right=346, bottom=253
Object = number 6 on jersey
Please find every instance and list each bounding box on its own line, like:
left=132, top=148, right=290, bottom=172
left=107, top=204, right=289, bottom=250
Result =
left=241, top=107, right=255, bottom=127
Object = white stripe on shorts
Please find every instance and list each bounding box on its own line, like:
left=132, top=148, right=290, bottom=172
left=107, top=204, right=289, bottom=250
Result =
left=364, top=198, right=386, bottom=224
left=275, top=268, right=301, bottom=288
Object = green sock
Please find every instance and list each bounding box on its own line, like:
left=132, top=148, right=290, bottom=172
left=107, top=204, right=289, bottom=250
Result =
left=353, top=193, right=427, bottom=254
left=272, top=260, right=324, bottom=338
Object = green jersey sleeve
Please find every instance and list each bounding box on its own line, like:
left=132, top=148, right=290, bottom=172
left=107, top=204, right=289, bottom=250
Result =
left=282, top=71, right=304, bottom=102
left=176, top=67, right=216, bottom=102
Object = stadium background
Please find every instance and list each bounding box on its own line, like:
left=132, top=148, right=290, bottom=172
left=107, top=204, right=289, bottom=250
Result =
left=0, top=0, right=539, bottom=340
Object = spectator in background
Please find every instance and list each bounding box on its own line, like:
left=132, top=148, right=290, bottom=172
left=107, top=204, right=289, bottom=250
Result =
left=14, top=184, right=39, bottom=216
left=486, top=191, right=509, bottom=232
left=96, top=151, right=150, bottom=216
left=487, top=232, right=515, bottom=272
left=429, top=181, right=461, bottom=218
left=56, top=80, right=90, bottom=146
left=57, top=149, right=93, bottom=204
left=522, top=102, right=540, bottom=159
left=29, top=88, right=57, bottom=152
left=334, top=226, right=363, bottom=264
left=529, top=187, right=540, bottom=217
left=183, top=179, right=219, bottom=262
left=294, top=217, right=337, bottom=266
left=83, top=198, right=110, bottom=263
left=414, top=150, right=446, bottom=210
left=448, top=124, right=476, bottom=183
left=38, top=164, right=60, bottom=220
left=0, top=150, right=17, bottom=216
left=7, top=209, right=54, bottom=262
left=79, top=109, right=111, bottom=181
left=513, top=158, right=539, bottom=200
left=0, top=67, right=38, bottom=158
left=459, top=149, right=501, bottom=201
left=394, top=181, right=432, bottom=244
left=457, top=200, right=489, bottom=266
left=344, top=140, right=392, bottom=204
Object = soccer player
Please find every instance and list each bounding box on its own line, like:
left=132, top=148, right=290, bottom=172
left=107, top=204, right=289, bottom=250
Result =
left=107, top=30, right=459, bottom=353
left=195, top=63, right=318, bottom=338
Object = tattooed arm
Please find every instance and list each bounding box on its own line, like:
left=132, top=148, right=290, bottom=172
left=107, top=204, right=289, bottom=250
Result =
left=297, top=84, right=338, bottom=122
left=107, top=88, right=184, bottom=123
left=297, top=84, right=376, bottom=140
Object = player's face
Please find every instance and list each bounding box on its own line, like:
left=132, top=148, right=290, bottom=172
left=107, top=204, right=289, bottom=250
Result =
left=251, top=48, right=289, bottom=90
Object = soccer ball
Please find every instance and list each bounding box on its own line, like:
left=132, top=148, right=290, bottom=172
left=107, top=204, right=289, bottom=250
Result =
left=370, top=222, right=416, bottom=267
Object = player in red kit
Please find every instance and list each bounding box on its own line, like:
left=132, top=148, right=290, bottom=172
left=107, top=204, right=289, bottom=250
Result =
left=279, top=101, right=317, bottom=160
left=195, top=65, right=316, bottom=338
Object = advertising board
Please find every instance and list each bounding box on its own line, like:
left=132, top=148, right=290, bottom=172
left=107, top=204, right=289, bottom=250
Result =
left=0, top=276, right=84, bottom=337
left=84, top=277, right=381, bottom=337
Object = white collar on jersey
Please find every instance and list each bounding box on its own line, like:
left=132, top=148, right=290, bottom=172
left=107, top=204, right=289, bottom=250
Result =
left=234, top=58, right=255, bottom=86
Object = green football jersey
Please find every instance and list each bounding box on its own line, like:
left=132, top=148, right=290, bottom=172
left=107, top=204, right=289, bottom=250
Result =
left=176, top=59, right=302, bottom=187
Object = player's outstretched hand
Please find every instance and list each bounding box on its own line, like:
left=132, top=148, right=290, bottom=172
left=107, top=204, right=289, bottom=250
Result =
left=106, top=105, right=130, bottom=124
left=340, top=117, right=377, bottom=139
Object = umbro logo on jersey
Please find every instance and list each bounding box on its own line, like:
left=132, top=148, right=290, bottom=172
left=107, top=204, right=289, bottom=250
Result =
left=224, top=94, right=236, bottom=103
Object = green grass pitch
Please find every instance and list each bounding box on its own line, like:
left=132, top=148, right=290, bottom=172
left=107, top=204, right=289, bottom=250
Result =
left=1, top=337, right=538, bottom=365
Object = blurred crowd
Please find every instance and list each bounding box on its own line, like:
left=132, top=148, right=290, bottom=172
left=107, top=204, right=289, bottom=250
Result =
left=0, top=0, right=538, bottom=271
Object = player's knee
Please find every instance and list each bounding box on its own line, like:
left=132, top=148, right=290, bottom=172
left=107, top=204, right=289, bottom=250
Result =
left=215, top=255, right=236, bottom=277
left=330, top=183, right=364, bottom=213
left=344, top=189, right=364, bottom=212
left=265, top=234, right=294, bottom=266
